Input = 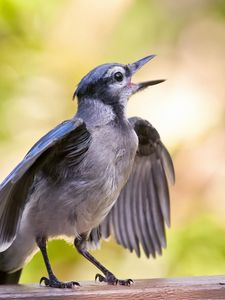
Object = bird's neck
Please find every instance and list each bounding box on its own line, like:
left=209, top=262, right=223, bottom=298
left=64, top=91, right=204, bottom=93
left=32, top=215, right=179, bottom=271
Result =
left=76, top=97, right=127, bottom=128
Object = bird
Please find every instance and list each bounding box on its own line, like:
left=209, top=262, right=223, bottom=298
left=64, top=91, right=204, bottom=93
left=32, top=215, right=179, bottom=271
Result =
left=0, top=55, right=175, bottom=288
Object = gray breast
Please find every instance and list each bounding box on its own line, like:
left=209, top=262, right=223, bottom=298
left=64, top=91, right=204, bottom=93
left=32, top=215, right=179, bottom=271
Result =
left=69, top=123, right=138, bottom=235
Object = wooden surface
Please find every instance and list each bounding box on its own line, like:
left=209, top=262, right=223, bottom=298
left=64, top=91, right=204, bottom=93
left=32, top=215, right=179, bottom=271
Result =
left=1, top=275, right=225, bottom=300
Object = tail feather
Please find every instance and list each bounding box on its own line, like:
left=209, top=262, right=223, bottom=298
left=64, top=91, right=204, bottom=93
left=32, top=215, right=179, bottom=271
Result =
left=0, top=269, right=22, bottom=284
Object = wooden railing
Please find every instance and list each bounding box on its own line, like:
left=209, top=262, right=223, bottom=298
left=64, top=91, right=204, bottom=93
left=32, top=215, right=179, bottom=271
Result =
left=1, top=275, right=225, bottom=299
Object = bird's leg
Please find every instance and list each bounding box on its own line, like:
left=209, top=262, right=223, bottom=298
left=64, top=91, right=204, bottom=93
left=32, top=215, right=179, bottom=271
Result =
left=74, top=236, right=133, bottom=286
left=36, top=237, right=79, bottom=288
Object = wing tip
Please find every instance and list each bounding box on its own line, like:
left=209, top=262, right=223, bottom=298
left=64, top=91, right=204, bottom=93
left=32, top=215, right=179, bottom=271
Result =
left=0, top=240, right=13, bottom=252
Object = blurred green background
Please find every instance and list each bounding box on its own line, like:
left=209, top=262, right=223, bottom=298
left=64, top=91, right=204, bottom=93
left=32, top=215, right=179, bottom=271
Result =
left=0, top=0, right=225, bottom=283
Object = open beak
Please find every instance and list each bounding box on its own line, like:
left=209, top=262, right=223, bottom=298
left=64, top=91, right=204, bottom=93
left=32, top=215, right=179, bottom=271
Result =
left=128, top=55, right=165, bottom=94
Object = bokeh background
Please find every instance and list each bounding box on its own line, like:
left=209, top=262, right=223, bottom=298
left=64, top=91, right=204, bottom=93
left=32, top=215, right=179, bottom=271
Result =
left=0, top=0, right=225, bottom=283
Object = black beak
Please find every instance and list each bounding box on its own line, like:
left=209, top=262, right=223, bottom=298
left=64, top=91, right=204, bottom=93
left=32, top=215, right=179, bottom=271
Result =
left=128, top=55, right=165, bottom=94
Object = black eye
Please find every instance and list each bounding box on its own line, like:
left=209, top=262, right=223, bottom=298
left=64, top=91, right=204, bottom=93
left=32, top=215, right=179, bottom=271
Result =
left=114, top=72, right=123, bottom=82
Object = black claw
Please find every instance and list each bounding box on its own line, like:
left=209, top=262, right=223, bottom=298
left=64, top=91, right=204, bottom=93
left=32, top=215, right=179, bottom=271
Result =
left=95, top=273, right=106, bottom=283
left=95, top=273, right=133, bottom=286
left=118, top=278, right=133, bottom=286
left=39, top=276, right=80, bottom=288
left=72, top=281, right=80, bottom=287
left=40, top=276, right=50, bottom=286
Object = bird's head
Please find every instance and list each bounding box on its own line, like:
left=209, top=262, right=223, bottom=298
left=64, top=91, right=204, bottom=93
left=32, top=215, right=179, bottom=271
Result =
left=74, top=55, right=165, bottom=110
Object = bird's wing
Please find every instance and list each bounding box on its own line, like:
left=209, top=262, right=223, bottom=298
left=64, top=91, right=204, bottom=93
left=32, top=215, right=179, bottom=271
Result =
left=0, top=118, right=91, bottom=251
left=89, top=117, right=175, bottom=258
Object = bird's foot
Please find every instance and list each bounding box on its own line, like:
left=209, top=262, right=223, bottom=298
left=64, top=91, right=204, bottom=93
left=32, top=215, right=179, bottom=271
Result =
left=95, top=273, right=133, bottom=286
left=40, top=276, right=80, bottom=288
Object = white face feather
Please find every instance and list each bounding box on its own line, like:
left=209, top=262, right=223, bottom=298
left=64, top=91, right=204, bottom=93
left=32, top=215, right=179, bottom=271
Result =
left=104, top=66, right=132, bottom=106
left=105, top=66, right=126, bottom=78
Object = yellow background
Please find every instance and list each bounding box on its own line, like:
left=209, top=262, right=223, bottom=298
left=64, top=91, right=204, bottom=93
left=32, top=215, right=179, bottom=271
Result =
left=0, top=0, right=224, bottom=283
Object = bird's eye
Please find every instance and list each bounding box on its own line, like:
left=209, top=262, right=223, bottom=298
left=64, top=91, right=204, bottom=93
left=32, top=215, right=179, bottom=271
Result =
left=114, top=72, right=123, bottom=82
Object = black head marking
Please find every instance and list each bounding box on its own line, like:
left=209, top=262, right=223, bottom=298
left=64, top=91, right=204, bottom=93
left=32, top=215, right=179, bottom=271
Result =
left=74, top=63, right=123, bottom=100
left=74, top=56, right=163, bottom=122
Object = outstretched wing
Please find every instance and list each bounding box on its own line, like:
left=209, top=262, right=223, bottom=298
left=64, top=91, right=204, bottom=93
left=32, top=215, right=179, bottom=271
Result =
left=90, top=117, right=175, bottom=258
left=0, top=118, right=91, bottom=252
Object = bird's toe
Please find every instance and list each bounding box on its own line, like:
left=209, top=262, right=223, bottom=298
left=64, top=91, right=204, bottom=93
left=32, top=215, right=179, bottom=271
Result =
left=95, top=273, right=133, bottom=286
left=40, top=276, right=80, bottom=288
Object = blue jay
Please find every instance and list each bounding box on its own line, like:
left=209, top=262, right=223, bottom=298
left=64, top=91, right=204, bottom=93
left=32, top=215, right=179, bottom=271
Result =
left=0, top=55, right=175, bottom=287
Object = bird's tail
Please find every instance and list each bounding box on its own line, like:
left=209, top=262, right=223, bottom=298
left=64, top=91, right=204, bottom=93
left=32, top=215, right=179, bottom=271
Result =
left=0, top=269, right=22, bottom=284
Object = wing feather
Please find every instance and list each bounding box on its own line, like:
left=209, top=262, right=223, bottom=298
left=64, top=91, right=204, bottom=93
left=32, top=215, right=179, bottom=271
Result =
left=0, top=118, right=90, bottom=251
left=91, top=117, right=174, bottom=258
